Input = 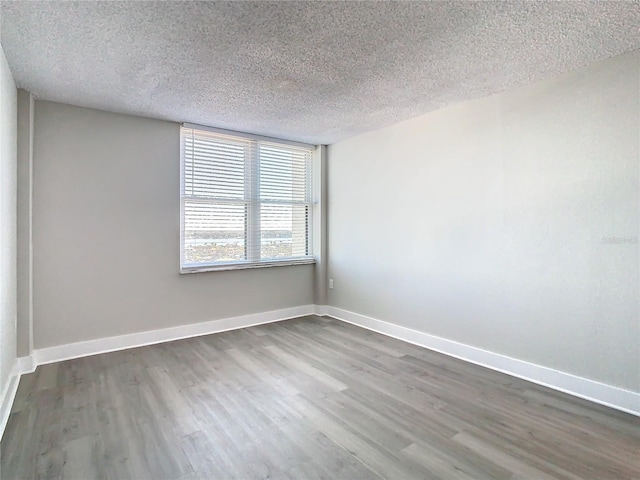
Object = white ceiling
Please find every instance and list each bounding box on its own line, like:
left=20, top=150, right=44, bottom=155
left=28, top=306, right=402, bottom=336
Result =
left=1, top=1, right=639, bottom=144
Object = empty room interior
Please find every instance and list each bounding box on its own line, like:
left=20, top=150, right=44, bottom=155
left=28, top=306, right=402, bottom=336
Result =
left=1, top=1, right=639, bottom=479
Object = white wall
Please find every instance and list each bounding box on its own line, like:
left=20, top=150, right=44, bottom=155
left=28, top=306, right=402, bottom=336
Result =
left=328, top=51, right=640, bottom=392
left=33, top=101, right=314, bottom=348
left=0, top=45, right=18, bottom=405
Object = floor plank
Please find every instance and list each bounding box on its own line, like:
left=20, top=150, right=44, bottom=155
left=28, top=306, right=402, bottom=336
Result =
left=2, top=315, right=639, bottom=479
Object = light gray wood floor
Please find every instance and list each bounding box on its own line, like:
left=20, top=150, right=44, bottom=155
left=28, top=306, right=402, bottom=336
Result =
left=2, top=315, right=639, bottom=479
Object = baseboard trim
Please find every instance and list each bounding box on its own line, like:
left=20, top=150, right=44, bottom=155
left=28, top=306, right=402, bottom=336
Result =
left=321, top=306, right=640, bottom=417
left=15, top=355, right=36, bottom=375
left=0, top=359, right=29, bottom=442
left=3, top=302, right=637, bottom=442
left=0, top=373, right=19, bottom=442
left=1, top=305, right=315, bottom=439
left=34, top=305, right=316, bottom=366
left=314, top=304, right=330, bottom=316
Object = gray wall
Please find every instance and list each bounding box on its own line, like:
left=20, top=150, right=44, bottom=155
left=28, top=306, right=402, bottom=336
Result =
left=328, top=51, right=640, bottom=392
left=16, top=89, right=33, bottom=357
left=0, top=45, right=17, bottom=397
left=313, top=145, right=329, bottom=306
left=33, top=101, right=314, bottom=349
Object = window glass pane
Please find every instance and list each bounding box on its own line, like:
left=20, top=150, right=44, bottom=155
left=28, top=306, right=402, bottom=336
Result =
left=260, top=203, right=309, bottom=259
left=183, top=201, right=246, bottom=263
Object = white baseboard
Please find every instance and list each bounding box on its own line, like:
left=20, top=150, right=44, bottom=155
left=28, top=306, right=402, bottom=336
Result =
left=321, top=306, right=640, bottom=417
left=1, top=305, right=315, bottom=440
left=313, top=304, right=330, bottom=316
left=0, top=354, right=35, bottom=442
left=15, top=355, right=36, bottom=375
left=2, top=302, right=637, bottom=442
left=35, top=304, right=315, bottom=366
left=0, top=367, right=20, bottom=442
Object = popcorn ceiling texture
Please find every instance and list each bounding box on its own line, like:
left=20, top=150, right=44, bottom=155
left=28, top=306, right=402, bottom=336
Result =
left=1, top=1, right=639, bottom=144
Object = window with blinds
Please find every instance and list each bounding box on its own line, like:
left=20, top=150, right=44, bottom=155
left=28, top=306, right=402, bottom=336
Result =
left=181, top=124, right=315, bottom=272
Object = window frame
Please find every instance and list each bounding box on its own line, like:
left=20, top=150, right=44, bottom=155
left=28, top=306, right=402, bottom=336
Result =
left=180, top=123, right=317, bottom=274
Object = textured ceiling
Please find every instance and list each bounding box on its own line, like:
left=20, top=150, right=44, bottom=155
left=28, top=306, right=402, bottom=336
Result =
left=1, top=1, right=640, bottom=144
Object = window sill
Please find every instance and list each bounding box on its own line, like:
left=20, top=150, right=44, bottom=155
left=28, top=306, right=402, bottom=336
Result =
left=180, top=257, right=316, bottom=274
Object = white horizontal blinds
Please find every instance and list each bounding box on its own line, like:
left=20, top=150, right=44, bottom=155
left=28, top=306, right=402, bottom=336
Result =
left=181, top=125, right=313, bottom=268
left=258, top=143, right=313, bottom=259
left=183, top=128, right=249, bottom=200
left=259, top=144, right=310, bottom=202
left=182, top=127, right=251, bottom=264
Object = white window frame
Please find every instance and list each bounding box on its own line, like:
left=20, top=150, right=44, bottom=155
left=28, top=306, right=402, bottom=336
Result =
left=180, top=123, right=317, bottom=273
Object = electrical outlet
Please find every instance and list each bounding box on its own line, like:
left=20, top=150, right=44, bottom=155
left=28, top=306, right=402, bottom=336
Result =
left=329, top=279, right=334, bottom=289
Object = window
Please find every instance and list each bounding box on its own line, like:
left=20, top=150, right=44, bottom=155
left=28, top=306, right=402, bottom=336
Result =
left=180, top=124, right=315, bottom=272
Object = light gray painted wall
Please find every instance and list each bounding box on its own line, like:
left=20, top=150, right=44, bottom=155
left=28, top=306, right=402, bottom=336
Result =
left=328, top=51, right=640, bottom=392
left=16, top=89, right=33, bottom=358
left=33, top=101, right=314, bottom=349
left=313, top=145, right=329, bottom=306
left=0, top=45, right=18, bottom=397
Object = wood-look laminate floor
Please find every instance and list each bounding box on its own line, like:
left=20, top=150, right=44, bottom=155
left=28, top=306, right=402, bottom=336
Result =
left=2, top=316, right=639, bottom=480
